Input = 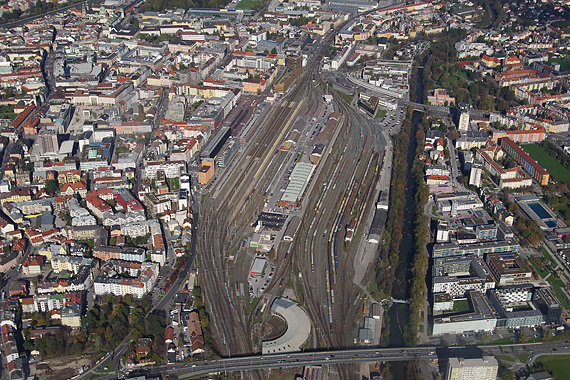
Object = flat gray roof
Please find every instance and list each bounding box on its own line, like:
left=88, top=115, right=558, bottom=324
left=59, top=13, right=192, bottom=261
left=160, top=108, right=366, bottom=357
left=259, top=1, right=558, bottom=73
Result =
left=262, top=298, right=311, bottom=354
left=280, top=162, right=315, bottom=204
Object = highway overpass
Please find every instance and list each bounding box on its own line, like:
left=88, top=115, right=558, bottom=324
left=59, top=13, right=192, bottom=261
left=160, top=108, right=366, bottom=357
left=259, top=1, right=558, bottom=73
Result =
left=112, top=341, right=569, bottom=379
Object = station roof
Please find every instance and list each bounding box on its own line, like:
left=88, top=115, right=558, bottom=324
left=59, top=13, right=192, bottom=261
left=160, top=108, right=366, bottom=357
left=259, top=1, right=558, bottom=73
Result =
left=280, top=162, right=315, bottom=205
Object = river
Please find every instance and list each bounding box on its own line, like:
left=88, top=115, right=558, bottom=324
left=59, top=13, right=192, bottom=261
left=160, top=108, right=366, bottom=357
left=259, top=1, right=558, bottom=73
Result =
left=386, top=55, right=426, bottom=376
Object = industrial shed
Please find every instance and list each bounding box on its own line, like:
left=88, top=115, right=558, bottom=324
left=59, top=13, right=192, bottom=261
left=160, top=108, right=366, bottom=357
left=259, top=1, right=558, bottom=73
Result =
left=278, top=162, right=315, bottom=208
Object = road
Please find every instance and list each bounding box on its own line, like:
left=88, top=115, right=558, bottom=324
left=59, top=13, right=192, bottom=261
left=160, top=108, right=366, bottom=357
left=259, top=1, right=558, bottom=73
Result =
left=93, top=341, right=570, bottom=379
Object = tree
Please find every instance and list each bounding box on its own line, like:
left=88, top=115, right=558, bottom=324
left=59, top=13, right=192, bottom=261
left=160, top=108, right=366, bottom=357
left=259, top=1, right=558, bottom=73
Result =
left=480, top=96, right=494, bottom=110
left=44, top=179, right=58, bottom=195
left=2, top=87, right=15, bottom=99
left=528, top=233, right=540, bottom=245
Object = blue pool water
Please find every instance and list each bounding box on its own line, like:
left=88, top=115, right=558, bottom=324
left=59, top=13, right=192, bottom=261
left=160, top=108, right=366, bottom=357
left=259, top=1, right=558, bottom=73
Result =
left=545, top=220, right=557, bottom=228
left=528, top=202, right=551, bottom=219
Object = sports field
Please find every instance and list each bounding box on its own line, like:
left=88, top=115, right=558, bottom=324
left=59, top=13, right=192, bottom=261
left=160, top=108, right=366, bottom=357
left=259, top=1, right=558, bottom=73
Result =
left=236, top=0, right=261, bottom=9
left=522, top=144, right=570, bottom=183
left=535, top=354, right=570, bottom=379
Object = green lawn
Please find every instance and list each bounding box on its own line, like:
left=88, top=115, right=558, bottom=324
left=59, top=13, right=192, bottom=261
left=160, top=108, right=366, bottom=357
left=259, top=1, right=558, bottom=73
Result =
left=338, top=91, right=354, bottom=105
left=541, top=247, right=557, bottom=267
left=522, top=144, right=570, bottom=183
left=536, top=354, right=570, bottom=379
left=375, top=109, right=387, bottom=119
left=548, top=57, right=570, bottom=72
left=547, top=277, right=570, bottom=310
left=486, top=337, right=515, bottom=345
left=452, top=298, right=470, bottom=313
left=528, top=256, right=548, bottom=279
left=495, top=354, right=515, bottom=363
left=517, top=354, right=529, bottom=363
left=236, top=0, right=261, bottom=9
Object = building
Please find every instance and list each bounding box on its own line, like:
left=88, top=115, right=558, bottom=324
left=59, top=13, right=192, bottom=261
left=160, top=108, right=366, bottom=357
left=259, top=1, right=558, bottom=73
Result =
left=469, top=164, right=482, bottom=187
left=476, top=224, right=497, bottom=240
left=250, top=257, right=266, bottom=277
left=61, top=304, right=82, bottom=328
left=458, top=109, right=470, bottom=131
left=533, top=287, right=562, bottom=325
left=436, top=194, right=483, bottom=214
left=446, top=356, right=498, bottom=380
left=456, top=131, right=488, bottom=150
left=486, top=252, right=532, bottom=286
left=93, top=246, right=146, bottom=263
left=198, top=158, right=214, bottom=185
left=21, top=255, right=45, bottom=276
left=358, top=316, right=376, bottom=344
left=144, top=160, right=186, bottom=180
left=427, top=88, right=455, bottom=106
left=285, top=54, right=303, bottom=72
left=93, top=261, right=158, bottom=298
left=432, top=291, right=497, bottom=335
left=432, top=240, right=520, bottom=258
left=187, top=311, right=205, bottom=355
left=488, top=286, right=543, bottom=329
left=278, top=162, right=315, bottom=208
left=51, top=255, right=95, bottom=274
left=500, top=137, right=549, bottom=186
left=432, top=257, right=495, bottom=298
left=491, top=129, right=545, bottom=144
left=433, top=293, right=454, bottom=312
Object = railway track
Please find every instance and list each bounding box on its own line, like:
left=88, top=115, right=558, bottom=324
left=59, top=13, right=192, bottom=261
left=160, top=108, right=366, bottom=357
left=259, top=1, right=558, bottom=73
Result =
left=194, top=10, right=390, bottom=378
left=196, top=51, right=319, bottom=365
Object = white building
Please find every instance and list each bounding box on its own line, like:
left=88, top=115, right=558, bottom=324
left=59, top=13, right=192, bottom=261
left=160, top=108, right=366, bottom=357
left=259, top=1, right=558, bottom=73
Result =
left=446, top=356, right=498, bottom=380
left=94, top=262, right=158, bottom=298
left=120, top=219, right=161, bottom=238
left=469, top=164, right=482, bottom=187
left=102, top=210, right=146, bottom=227
left=72, top=214, right=97, bottom=226
left=51, top=255, right=94, bottom=274
left=458, top=111, right=470, bottom=131
left=144, top=160, right=186, bottom=179
left=432, top=291, right=497, bottom=335
left=150, top=250, right=166, bottom=266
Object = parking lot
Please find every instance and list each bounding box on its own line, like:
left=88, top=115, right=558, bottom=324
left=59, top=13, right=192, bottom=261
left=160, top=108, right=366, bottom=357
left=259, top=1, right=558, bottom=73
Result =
left=248, top=262, right=275, bottom=297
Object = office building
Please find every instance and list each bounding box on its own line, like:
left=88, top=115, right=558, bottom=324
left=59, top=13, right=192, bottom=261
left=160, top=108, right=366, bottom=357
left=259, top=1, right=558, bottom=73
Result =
left=446, top=356, right=498, bottom=380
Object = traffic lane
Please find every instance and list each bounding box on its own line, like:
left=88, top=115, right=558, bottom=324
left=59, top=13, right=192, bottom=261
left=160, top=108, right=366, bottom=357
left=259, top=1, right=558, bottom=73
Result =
left=174, top=354, right=434, bottom=377
left=126, top=341, right=570, bottom=379
left=167, top=348, right=435, bottom=371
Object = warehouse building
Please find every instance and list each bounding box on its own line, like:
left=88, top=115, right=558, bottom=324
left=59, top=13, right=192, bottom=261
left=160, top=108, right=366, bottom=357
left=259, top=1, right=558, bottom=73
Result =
left=278, top=162, right=315, bottom=208
left=250, top=257, right=266, bottom=278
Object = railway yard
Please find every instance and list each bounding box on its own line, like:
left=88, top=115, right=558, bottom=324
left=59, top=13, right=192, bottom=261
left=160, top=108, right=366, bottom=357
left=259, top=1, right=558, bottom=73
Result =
left=196, top=15, right=395, bottom=379
left=3, top=0, right=569, bottom=379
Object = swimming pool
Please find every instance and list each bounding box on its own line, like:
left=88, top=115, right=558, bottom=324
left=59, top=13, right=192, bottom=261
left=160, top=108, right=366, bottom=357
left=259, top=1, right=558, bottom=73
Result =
left=545, top=220, right=557, bottom=228
left=528, top=202, right=551, bottom=219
